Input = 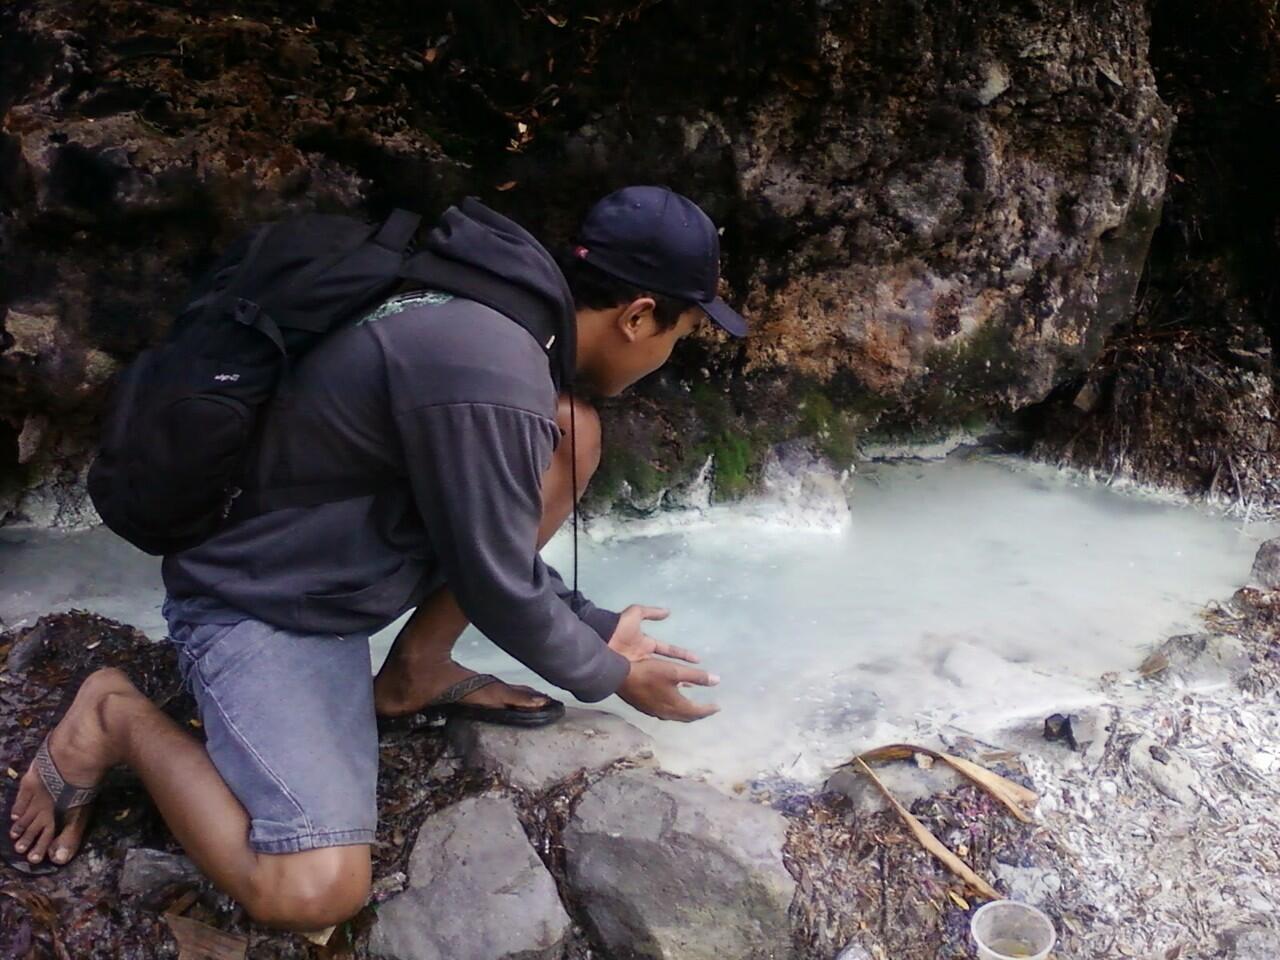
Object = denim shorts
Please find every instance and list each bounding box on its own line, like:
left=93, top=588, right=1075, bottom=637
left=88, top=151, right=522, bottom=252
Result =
left=163, top=603, right=378, bottom=854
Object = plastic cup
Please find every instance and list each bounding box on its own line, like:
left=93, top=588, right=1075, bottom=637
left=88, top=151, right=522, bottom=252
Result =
left=970, top=900, right=1056, bottom=960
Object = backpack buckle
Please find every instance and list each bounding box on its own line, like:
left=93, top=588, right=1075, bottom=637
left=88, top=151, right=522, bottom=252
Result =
left=233, top=299, right=262, bottom=326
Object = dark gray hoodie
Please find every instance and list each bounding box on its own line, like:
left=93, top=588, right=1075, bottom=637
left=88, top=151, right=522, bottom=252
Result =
left=161, top=200, right=630, bottom=703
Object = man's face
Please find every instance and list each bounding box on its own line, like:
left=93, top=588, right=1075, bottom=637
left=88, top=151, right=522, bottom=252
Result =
left=593, top=303, right=704, bottom=397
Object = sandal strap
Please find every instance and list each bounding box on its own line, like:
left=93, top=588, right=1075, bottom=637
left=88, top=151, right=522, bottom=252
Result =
left=428, top=673, right=501, bottom=707
left=34, top=736, right=98, bottom=812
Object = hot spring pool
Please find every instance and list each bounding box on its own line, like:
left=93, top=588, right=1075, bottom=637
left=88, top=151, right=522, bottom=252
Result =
left=2, top=454, right=1272, bottom=784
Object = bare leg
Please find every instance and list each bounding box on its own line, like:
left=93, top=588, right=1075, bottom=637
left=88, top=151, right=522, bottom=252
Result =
left=373, top=394, right=601, bottom=717
left=9, top=669, right=368, bottom=931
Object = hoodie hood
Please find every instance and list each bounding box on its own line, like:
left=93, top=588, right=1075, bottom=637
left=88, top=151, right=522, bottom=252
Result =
left=399, top=198, right=576, bottom=390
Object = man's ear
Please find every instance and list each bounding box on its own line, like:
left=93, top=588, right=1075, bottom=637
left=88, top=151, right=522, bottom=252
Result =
left=616, top=297, right=657, bottom=342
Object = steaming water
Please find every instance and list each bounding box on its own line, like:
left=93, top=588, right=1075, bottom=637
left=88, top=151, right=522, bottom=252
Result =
left=1, top=454, right=1273, bottom=785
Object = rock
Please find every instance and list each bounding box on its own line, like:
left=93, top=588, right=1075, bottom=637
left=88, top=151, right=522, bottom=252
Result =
left=447, top=706, right=653, bottom=793
left=857, top=428, right=982, bottom=463
left=974, top=61, right=1012, bottom=105
left=1220, top=926, right=1280, bottom=959
left=369, top=795, right=570, bottom=960
left=992, top=862, right=1062, bottom=906
left=753, top=441, right=852, bottom=530
left=1139, top=633, right=1251, bottom=687
left=1250, top=538, right=1280, bottom=589
left=1128, top=735, right=1202, bottom=809
left=2, top=0, right=1174, bottom=525
left=1068, top=707, right=1114, bottom=767
left=564, top=769, right=796, bottom=960
left=119, top=848, right=200, bottom=899
left=824, top=758, right=963, bottom=816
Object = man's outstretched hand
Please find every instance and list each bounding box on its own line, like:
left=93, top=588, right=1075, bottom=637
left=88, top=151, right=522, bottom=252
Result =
left=607, top=605, right=718, bottom=721
left=607, top=605, right=699, bottom=664
left=616, top=659, right=720, bottom=722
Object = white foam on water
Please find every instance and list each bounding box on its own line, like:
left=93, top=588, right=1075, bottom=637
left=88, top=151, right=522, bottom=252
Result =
left=2, top=454, right=1274, bottom=787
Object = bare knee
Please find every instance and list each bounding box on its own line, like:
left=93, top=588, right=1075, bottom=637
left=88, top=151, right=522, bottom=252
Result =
left=243, top=846, right=371, bottom=931
left=555, top=394, right=601, bottom=490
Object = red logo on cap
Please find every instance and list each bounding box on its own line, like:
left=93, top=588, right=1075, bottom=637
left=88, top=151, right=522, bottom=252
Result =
left=574, top=245, right=589, bottom=259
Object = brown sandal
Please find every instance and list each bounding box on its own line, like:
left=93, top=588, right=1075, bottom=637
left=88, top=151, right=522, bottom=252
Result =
left=378, top=674, right=565, bottom=734
left=2, top=735, right=99, bottom=876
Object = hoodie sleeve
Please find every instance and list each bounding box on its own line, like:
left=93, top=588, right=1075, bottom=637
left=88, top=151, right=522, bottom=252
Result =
left=545, top=564, right=622, bottom=641
left=394, top=399, right=630, bottom=702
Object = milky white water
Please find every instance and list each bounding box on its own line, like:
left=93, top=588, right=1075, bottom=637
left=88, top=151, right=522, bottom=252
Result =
left=1, top=454, right=1273, bottom=785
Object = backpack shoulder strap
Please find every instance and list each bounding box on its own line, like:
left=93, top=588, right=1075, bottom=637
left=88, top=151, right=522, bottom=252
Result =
left=372, top=209, right=422, bottom=252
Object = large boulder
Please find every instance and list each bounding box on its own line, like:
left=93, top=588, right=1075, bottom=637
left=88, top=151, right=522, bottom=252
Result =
left=564, top=769, right=796, bottom=960
left=448, top=706, right=654, bottom=793
left=369, top=795, right=571, bottom=960
left=1251, top=538, right=1280, bottom=590
left=2, top=0, right=1172, bottom=524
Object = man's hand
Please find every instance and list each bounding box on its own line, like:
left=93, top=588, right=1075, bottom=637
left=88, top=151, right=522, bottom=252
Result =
left=607, top=605, right=699, bottom=664
left=616, top=659, right=720, bottom=722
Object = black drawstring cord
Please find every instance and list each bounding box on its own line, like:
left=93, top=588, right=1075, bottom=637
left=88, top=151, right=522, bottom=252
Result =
left=568, top=385, right=581, bottom=613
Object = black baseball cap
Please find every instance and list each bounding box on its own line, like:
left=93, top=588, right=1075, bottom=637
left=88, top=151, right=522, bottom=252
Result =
left=572, top=186, right=748, bottom=337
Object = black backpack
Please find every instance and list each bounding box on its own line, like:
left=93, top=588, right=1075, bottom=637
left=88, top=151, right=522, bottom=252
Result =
left=87, top=208, right=422, bottom=556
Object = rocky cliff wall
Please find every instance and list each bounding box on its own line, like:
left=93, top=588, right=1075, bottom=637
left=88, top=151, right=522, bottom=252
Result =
left=1027, top=0, right=1280, bottom=511
left=0, top=0, right=1171, bottom=525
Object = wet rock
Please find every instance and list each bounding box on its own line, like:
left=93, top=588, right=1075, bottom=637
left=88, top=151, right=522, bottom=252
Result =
left=1250, top=538, right=1280, bottom=590
left=753, top=441, right=852, bottom=529
left=1128, top=735, right=1201, bottom=809
left=447, top=706, right=653, bottom=793
left=824, top=759, right=963, bottom=816
left=118, top=848, right=200, bottom=899
left=369, top=795, right=570, bottom=960
left=1042, top=713, right=1077, bottom=750
left=564, top=769, right=795, bottom=960
left=1139, top=633, right=1251, bottom=687
left=857, top=428, right=982, bottom=462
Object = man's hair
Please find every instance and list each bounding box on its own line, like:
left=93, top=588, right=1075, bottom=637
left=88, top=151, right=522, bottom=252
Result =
left=560, top=256, right=694, bottom=330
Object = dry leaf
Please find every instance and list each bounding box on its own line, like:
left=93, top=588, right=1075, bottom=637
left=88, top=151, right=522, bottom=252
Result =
left=423, top=47, right=439, bottom=63
left=947, top=889, right=970, bottom=910
left=165, top=888, right=200, bottom=917
left=188, top=718, right=203, bottom=729
left=1, top=889, right=70, bottom=960
left=341, top=87, right=356, bottom=102
left=1139, top=651, right=1170, bottom=677
left=546, top=13, right=568, bottom=27
left=853, top=758, right=1002, bottom=900
left=301, top=925, right=336, bottom=946
left=164, top=913, right=247, bottom=960
left=5, top=767, right=17, bottom=779
left=495, top=181, right=518, bottom=192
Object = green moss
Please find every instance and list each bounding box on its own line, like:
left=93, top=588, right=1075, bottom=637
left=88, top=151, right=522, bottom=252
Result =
left=796, top=389, right=872, bottom=468
left=709, top=431, right=755, bottom=500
